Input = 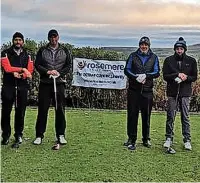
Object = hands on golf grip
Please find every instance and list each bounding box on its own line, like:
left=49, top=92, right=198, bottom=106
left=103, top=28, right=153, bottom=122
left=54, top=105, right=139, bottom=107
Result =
left=47, top=70, right=60, bottom=77
left=13, top=68, right=32, bottom=79
left=175, top=73, right=188, bottom=84
left=136, top=74, right=146, bottom=84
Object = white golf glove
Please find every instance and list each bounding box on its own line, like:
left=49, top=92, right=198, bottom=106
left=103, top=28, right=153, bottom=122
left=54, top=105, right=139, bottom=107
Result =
left=175, top=77, right=182, bottom=84
left=136, top=74, right=146, bottom=83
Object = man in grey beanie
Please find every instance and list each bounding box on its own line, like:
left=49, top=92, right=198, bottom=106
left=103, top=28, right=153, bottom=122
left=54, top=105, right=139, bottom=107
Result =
left=163, top=37, right=198, bottom=151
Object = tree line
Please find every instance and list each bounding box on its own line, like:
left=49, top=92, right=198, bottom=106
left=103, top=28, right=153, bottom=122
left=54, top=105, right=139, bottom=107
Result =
left=1, top=39, right=200, bottom=112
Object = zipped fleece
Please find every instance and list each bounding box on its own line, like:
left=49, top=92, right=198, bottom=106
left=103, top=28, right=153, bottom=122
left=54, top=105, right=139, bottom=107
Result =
left=124, top=49, right=160, bottom=92
left=35, top=44, right=72, bottom=84
left=163, top=53, right=198, bottom=97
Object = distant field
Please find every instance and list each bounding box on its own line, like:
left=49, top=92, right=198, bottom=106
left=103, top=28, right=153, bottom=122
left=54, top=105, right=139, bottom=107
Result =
left=1, top=108, right=200, bottom=182
left=102, top=44, right=200, bottom=59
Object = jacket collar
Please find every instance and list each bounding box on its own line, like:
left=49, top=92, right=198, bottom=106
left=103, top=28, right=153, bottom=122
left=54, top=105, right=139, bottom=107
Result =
left=136, top=48, right=152, bottom=56
left=174, top=52, right=186, bottom=61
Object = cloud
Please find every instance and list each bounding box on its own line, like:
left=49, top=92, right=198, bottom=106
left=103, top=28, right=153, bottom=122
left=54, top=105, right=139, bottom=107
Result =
left=1, top=0, right=200, bottom=47
left=2, top=0, right=200, bottom=25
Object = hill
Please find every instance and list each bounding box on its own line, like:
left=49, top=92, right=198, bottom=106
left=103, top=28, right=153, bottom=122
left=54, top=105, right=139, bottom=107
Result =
left=102, top=44, right=200, bottom=59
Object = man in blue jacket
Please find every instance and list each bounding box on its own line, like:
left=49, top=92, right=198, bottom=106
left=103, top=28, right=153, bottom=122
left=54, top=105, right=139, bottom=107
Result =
left=124, top=36, right=160, bottom=150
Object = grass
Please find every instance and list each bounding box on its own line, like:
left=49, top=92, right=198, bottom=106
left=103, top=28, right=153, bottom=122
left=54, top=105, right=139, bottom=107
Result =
left=1, top=108, right=200, bottom=182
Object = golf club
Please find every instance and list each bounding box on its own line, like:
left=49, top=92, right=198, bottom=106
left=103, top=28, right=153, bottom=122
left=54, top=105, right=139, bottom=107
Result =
left=49, top=74, right=61, bottom=150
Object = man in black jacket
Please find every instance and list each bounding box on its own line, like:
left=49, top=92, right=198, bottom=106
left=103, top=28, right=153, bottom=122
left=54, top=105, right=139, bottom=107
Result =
left=163, top=37, right=198, bottom=151
left=1, top=32, right=33, bottom=146
left=33, top=29, right=72, bottom=145
left=124, top=36, right=160, bottom=150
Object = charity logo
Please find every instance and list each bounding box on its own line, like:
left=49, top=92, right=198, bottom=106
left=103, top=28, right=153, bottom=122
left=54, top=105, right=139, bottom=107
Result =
left=77, top=60, right=87, bottom=70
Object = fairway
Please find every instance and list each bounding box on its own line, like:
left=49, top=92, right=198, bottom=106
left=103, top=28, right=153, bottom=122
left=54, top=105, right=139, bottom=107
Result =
left=1, top=108, right=200, bottom=182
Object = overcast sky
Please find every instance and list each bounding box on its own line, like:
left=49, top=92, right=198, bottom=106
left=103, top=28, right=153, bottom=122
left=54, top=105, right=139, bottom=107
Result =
left=1, top=0, right=200, bottom=48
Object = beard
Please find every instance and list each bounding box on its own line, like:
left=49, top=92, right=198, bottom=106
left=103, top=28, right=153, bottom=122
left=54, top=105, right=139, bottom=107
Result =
left=175, top=52, right=184, bottom=60
left=14, top=44, right=22, bottom=50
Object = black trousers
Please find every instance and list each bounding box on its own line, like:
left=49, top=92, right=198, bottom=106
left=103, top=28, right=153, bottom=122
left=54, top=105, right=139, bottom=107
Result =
left=1, top=85, right=28, bottom=140
left=35, top=83, right=66, bottom=138
left=127, top=89, right=153, bottom=143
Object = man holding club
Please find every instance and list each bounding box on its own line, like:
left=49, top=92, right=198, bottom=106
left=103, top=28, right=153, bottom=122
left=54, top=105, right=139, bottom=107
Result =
left=33, top=29, right=72, bottom=146
left=124, top=36, right=160, bottom=150
left=1, top=32, right=33, bottom=147
left=163, top=37, right=198, bottom=151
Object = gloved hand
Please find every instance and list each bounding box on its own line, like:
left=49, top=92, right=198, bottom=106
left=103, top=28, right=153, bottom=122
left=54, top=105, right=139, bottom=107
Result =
left=136, top=74, right=146, bottom=83
left=175, top=77, right=182, bottom=84
left=49, top=72, right=60, bottom=79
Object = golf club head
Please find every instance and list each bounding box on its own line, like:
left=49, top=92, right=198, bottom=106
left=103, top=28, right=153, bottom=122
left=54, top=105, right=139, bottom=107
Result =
left=166, top=147, right=176, bottom=154
left=11, top=143, right=19, bottom=149
left=52, top=143, right=60, bottom=150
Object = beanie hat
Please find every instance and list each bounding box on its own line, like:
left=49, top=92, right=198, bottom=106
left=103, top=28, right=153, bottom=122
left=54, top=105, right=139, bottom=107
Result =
left=48, top=29, right=59, bottom=38
left=12, top=32, right=24, bottom=42
left=139, top=36, right=150, bottom=46
left=174, top=37, right=187, bottom=51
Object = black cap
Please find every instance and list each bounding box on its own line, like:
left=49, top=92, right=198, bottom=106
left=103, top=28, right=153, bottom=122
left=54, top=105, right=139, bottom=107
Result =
left=139, top=36, right=150, bottom=46
left=48, top=29, right=59, bottom=38
left=12, top=32, right=24, bottom=41
left=174, top=37, right=187, bottom=51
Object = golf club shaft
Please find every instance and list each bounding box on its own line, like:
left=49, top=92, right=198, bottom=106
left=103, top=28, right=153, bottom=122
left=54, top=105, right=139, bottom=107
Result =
left=53, top=78, right=58, bottom=110
left=173, top=84, right=180, bottom=124
left=15, top=80, right=18, bottom=108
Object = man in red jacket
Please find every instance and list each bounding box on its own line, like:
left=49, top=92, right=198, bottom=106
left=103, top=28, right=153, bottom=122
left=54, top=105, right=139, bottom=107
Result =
left=1, top=32, right=34, bottom=146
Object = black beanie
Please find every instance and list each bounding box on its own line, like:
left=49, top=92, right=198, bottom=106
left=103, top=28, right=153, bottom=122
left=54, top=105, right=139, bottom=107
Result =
left=48, top=29, right=59, bottom=38
left=174, top=37, right=187, bottom=51
left=12, top=32, right=24, bottom=42
left=139, top=36, right=150, bottom=46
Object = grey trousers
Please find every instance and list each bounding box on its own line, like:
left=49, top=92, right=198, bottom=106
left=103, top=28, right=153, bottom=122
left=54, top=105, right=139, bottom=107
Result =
left=165, top=97, right=191, bottom=142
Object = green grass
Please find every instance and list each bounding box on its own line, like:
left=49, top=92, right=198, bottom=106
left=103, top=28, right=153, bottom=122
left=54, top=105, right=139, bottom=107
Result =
left=1, top=108, right=200, bottom=182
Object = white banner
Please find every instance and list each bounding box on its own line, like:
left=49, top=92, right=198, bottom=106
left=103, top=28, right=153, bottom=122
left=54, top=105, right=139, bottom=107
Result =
left=72, top=58, right=127, bottom=89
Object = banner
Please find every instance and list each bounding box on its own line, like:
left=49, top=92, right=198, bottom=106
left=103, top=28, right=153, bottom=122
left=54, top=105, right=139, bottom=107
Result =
left=72, top=58, right=127, bottom=89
